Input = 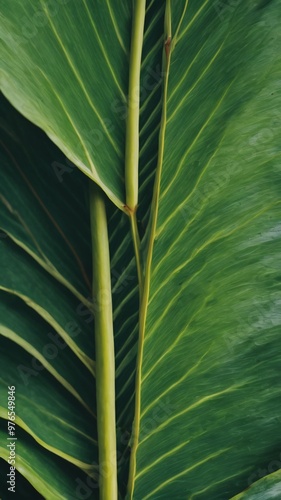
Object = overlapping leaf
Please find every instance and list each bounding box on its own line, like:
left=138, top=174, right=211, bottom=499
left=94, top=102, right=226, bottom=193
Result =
left=0, top=1, right=132, bottom=207
left=0, top=336, right=97, bottom=470
left=1, top=1, right=281, bottom=499
left=0, top=423, right=98, bottom=499
left=0, top=96, right=98, bottom=498
left=0, top=95, right=92, bottom=303
left=0, top=2, right=166, bottom=495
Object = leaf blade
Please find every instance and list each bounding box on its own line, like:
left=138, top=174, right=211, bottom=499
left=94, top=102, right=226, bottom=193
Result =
left=130, top=2, right=281, bottom=498
left=0, top=1, right=132, bottom=206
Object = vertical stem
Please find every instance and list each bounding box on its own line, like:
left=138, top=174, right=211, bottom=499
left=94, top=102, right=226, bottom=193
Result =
left=90, top=183, right=117, bottom=500
left=126, top=2, right=172, bottom=498
left=125, top=0, right=146, bottom=212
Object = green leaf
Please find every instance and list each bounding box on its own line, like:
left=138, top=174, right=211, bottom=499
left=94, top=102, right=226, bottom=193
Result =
left=0, top=336, right=97, bottom=471
left=0, top=423, right=98, bottom=499
left=231, top=470, right=281, bottom=500
left=128, top=1, right=281, bottom=498
left=0, top=235, right=95, bottom=371
left=1, top=1, right=281, bottom=499
left=0, top=1, right=132, bottom=208
left=0, top=95, right=98, bottom=496
left=0, top=292, right=93, bottom=411
left=0, top=94, right=92, bottom=304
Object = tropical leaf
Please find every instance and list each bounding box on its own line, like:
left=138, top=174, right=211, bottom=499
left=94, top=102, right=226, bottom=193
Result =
left=0, top=96, right=99, bottom=498
left=0, top=92, right=140, bottom=498
left=128, top=1, right=281, bottom=499
left=0, top=1, right=132, bottom=208
left=0, top=292, right=94, bottom=412
left=0, top=1, right=281, bottom=499
left=0, top=1, right=166, bottom=216
left=0, top=95, right=92, bottom=304
left=0, top=422, right=98, bottom=499
left=0, top=335, right=97, bottom=470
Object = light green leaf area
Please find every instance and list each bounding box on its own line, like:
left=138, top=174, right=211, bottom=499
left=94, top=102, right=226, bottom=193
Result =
left=0, top=95, right=92, bottom=303
left=132, top=2, right=281, bottom=499
left=0, top=1, right=131, bottom=208
left=231, top=470, right=281, bottom=500
left=0, top=423, right=98, bottom=499
left=0, top=336, right=97, bottom=471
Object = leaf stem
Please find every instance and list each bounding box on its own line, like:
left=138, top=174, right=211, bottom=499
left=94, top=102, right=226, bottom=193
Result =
left=126, top=1, right=172, bottom=497
left=125, top=0, right=146, bottom=212
left=130, top=212, right=144, bottom=297
left=89, top=182, right=117, bottom=500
